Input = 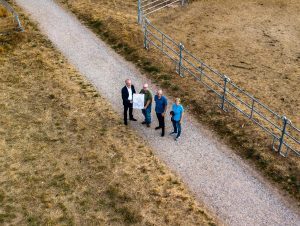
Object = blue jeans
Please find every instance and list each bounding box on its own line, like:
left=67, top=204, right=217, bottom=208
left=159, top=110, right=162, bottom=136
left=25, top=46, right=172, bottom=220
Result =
left=172, top=120, right=181, bottom=138
left=142, top=104, right=152, bottom=124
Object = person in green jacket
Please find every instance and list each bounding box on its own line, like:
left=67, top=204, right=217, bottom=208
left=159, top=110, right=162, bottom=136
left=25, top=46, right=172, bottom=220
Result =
left=140, top=83, right=153, bottom=127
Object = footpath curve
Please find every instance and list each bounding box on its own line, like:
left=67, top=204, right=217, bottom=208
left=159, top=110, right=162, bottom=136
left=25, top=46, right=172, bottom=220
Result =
left=16, top=0, right=300, bottom=225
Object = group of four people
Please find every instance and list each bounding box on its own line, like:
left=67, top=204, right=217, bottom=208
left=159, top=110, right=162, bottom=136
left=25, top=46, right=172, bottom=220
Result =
left=121, top=79, right=184, bottom=141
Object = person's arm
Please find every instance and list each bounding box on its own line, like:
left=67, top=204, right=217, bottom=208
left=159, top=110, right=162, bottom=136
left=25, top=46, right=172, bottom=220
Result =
left=162, top=98, right=168, bottom=117
left=121, top=87, right=126, bottom=102
left=144, top=92, right=152, bottom=109
left=180, top=112, right=184, bottom=122
left=144, top=100, right=151, bottom=109
left=170, top=104, right=174, bottom=120
left=179, top=106, right=184, bottom=123
left=123, top=87, right=131, bottom=105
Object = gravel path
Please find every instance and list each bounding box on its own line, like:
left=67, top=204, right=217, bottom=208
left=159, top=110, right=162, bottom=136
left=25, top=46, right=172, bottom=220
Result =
left=16, top=0, right=300, bottom=225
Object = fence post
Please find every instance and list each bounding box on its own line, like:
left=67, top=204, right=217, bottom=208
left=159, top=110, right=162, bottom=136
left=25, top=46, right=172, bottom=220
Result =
left=278, top=116, right=289, bottom=154
left=138, top=0, right=142, bottom=24
left=250, top=98, right=255, bottom=119
left=220, top=75, right=230, bottom=111
left=178, top=43, right=184, bottom=77
left=199, top=62, right=204, bottom=80
left=143, top=19, right=149, bottom=49
left=15, top=15, right=23, bottom=31
left=161, top=34, right=164, bottom=51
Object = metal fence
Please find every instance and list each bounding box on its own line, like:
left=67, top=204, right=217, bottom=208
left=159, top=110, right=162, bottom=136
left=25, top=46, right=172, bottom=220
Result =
left=138, top=0, right=186, bottom=23
left=0, top=0, right=23, bottom=33
left=138, top=4, right=300, bottom=158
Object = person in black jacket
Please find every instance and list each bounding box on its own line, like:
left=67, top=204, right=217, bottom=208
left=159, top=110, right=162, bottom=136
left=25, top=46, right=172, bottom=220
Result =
left=121, top=79, right=137, bottom=125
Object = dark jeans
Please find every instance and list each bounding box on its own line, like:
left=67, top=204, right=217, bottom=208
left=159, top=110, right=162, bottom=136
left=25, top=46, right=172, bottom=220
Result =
left=172, top=120, right=181, bottom=138
left=156, top=112, right=165, bottom=135
left=142, top=104, right=152, bottom=124
left=124, top=102, right=133, bottom=124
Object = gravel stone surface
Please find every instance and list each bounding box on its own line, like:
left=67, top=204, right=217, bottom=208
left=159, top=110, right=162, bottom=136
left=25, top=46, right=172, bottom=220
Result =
left=16, top=0, right=300, bottom=225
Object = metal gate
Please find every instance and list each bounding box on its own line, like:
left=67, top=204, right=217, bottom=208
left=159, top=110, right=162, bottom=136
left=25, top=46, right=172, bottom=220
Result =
left=138, top=0, right=186, bottom=24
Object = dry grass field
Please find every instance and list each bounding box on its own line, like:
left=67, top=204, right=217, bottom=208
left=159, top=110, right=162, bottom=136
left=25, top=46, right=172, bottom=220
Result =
left=0, top=4, right=18, bottom=32
left=151, top=0, right=300, bottom=127
left=0, top=7, right=217, bottom=225
left=56, top=0, right=300, bottom=204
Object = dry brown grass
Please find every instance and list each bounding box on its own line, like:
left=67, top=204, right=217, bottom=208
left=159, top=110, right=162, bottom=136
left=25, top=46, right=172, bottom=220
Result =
left=0, top=7, right=217, bottom=225
left=0, top=5, right=17, bottom=32
left=151, top=0, right=300, bottom=126
left=56, top=0, right=300, bottom=204
left=0, top=5, right=9, bottom=17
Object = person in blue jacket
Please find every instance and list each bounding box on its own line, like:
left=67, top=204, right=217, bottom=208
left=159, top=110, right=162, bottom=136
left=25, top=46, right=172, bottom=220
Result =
left=154, top=89, right=168, bottom=137
left=170, top=98, right=184, bottom=141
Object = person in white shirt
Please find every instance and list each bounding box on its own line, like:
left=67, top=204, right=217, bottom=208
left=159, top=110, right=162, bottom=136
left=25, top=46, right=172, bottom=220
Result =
left=121, top=79, right=137, bottom=125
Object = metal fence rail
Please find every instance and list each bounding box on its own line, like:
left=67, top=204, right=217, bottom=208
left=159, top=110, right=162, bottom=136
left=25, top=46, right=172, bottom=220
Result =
left=0, top=0, right=23, bottom=33
left=142, top=17, right=300, bottom=158
left=138, top=0, right=185, bottom=23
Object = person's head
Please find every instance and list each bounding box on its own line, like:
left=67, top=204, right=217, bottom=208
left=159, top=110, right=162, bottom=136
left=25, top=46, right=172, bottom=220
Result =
left=143, top=83, right=149, bottom=91
left=175, top=98, right=181, bottom=106
left=157, top=89, right=163, bottom=98
left=125, top=79, right=132, bottom=88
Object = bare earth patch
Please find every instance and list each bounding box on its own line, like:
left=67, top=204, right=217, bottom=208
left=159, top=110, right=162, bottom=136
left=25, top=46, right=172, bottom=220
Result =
left=0, top=7, right=216, bottom=225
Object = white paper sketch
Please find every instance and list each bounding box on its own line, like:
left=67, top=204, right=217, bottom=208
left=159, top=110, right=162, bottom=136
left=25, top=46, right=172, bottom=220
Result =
left=133, top=94, right=144, bottom=109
